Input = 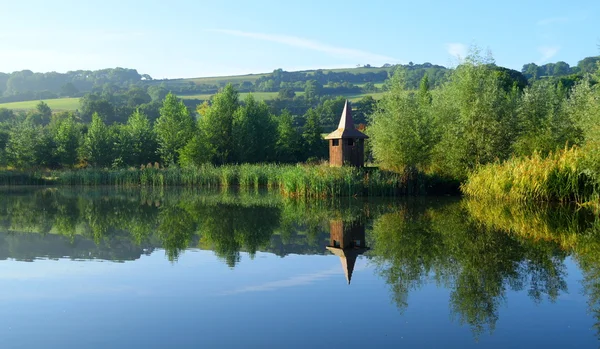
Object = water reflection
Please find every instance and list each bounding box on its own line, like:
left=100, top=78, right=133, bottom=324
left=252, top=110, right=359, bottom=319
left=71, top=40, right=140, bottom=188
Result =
left=326, top=219, right=368, bottom=284
left=1, top=188, right=600, bottom=340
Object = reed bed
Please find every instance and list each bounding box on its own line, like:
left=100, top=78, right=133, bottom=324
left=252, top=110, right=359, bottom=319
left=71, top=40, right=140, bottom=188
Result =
left=462, top=147, right=598, bottom=203
left=0, top=164, right=452, bottom=197
left=0, top=171, right=49, bottom=186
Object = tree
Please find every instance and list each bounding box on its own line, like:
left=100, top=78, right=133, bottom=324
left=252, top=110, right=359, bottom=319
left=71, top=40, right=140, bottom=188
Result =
left=302, top=108, right=326, bottom=160
left=26, top=101, right=52, bottom=125
left=80, top=93, right=115, bottom=123
left=154, top=93, right=196, bottom=165
left=6, top=121, right=39, bottom=168
left=304, top=80, right=322, bottom=101
left=52, top=115, right=80, bottom=167
left=368, top=70, right=437, bottom=172
left=83, top=113, right=114, bottom=167
left=124, top=109, right=158, bottom=166
left=430, top=49, right=519, bottom=179
left=278, top=87, right=296, bottom=99
left=316, top=97, right=346, bottom=128
left=233, top=95, right=277, bottom=163
left=147, top=85, right=169, bottom=102
left=60, top=82, right=79, bottom=97
left=198, top=84, right=239, bottom=164
left=275, top=110, right=302, bottom=163
left=354, top=96, right=377, bottom=125
left=514, top=81, right=578, bottom=156
left=0, top=109, right=15, bottom=123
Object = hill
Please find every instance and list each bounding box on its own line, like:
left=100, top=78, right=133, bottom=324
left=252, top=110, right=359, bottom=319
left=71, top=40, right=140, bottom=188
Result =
left=0, top=98, right=80, bottom=111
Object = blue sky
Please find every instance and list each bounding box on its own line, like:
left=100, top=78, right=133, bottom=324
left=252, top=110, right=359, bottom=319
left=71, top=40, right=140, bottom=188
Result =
left=1, top=0, right=598, bottom=78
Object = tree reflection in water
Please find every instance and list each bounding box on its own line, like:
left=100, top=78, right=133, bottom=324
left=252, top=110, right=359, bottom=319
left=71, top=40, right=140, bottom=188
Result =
left=1, top=188, right=600, bottom=339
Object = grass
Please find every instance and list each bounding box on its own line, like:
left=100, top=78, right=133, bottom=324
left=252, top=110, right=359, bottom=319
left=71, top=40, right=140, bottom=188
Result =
left=179, top=92, right=298, bottom=101
left=184, top=73, right=269, bottom=86
left=178, top=91, right=383, bottom=102
left=180, top=66, right=392, bottom=86
left=0, top=164, right=454, bottom=198
left=462, top=147, right=597, bottom=203
left=0, top=98, right=80, bottom=111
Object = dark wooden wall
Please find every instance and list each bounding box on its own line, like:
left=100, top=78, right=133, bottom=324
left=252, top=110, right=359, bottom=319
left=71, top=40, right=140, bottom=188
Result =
left=329, top=139, right=365, bottom=167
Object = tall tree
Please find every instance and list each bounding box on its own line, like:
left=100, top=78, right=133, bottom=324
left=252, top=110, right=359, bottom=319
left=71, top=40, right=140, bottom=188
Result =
left=368, top=70, right=437, bottom=172
left=275, top=110, right=302, bottom=163
left=431, top=49, right=519, bottom=179
left=198, top=84, right=239, bottom=164
left=125, top=109, right=158, bottom=166
left=233, top=95, right=277, bottom=163
left=83, top=113, right=114, bottom=167
left=6, top=121, right=39, bottom=168
left=52, top=115, right=80, bottom=167
left=302, top=108, right=326, bottom=160
left=154, top=93, right=195, bottom=165
left=514, top=81, right=578, bottom=156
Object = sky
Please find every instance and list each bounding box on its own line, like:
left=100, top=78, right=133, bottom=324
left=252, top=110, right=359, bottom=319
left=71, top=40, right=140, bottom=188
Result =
left=0, top=0, right=598, bottom=79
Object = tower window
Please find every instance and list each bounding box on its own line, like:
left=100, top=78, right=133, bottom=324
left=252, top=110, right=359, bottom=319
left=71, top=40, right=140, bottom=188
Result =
left=332, top=139, right=339, bottom=146
left=347, top=139, right=354, bottom=146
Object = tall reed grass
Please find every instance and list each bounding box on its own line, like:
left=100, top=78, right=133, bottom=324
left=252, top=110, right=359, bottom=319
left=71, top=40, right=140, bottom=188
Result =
left=0, top=164, right=454, bottom=197
left=462, top=147, right=597, bottom=203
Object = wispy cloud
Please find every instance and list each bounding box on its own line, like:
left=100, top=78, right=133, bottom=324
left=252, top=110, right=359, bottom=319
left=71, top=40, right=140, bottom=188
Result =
left=445, top=42, right=468, bottom=60
left=210, top=29, right=396, bottom=64
left=536, top=46, right=560, bottom=64
left=536, top=17, right=569, bottom=26
left=220, top=267, right=340, bottom=296
left=220, top=261, right=368, bottom=296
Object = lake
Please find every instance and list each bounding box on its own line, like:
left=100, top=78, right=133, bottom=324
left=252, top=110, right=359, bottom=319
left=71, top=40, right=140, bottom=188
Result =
left=0, top=187, right=598, bottom=348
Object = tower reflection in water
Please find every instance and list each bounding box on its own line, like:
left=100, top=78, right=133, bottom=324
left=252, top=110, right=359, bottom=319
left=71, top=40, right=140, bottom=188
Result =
left=326, top=219, right=368, bottom=284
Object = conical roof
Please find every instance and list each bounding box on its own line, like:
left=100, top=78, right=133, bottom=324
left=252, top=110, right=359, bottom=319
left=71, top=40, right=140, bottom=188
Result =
left=324, top=100, right=368, bottom=140
left=326, top=246, right=369, bottom=284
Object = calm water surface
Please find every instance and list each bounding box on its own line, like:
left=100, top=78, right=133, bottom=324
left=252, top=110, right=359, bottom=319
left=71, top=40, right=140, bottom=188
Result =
left=0, top=188, right=598, bottom=348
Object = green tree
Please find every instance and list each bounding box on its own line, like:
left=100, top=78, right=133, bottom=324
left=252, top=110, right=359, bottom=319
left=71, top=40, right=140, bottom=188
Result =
left=304, top=80, right=322, bottom=101
left=198, top=84, right=239, bottom=164
left=52, top=115, right=80, bottom=167
left=233, top=95, right=277, bottom=163
left=431, top=49, right=519, bottom=179
left=83, top=113, right=114, bottom=167
left=278, top=87, right=296, bottom=99
left=147, top=85, right=169, bottom=102
left=6, top=121, right=41, bottom=168
left=514, top=81, right=578, bottom=156
left=125, top=109, right=158, bottom=166
left=354, top=96, right=377, bottom=125
left=368, top=70, right=437, bottom=172
left=154, top=93, right=196, bottom=165
left=275, top=110, right=302, bottom=163
left=302, top=108, right=326, bottom=160
left=26, top=101, right=52, bottom=125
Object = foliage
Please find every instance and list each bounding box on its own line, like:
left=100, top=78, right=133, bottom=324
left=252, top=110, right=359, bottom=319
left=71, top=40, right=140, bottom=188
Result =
left=233, top=95, right=277, bottom=163
left=154, top=93, right=196, bottom=165
left=197, top=84, right=239, bottom=164
left=368, top=70, right=437, bottom=172
left=302, top=108, right=326, bottom=160
left=82, top=113, right=114, bottom=167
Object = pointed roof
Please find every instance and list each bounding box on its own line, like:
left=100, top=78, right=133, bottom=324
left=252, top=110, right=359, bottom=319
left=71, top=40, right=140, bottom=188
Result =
left=326, top=246, right=369, bottom=284
left=324, top=100, right=369, bottom=140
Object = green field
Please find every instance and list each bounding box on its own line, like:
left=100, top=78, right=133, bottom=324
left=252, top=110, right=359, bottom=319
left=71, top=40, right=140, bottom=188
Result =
left=0, top=90, right=385, bottom=112
left=179, top=91, right=292, bottom=101
left=0, top=65, right=389, bottom=112
left=179, top=91, right=384, bottom=102
left=0, top=98, right=80, bottom=111
left=181, top=66, right=391, bottom=86
left=184, top=73, right=269, bottom=86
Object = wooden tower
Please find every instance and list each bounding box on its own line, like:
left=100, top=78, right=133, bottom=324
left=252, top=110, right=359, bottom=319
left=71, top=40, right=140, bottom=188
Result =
left=324, top=100, right=368, bottom=167
left=326, top=220, right=369, bottom=284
